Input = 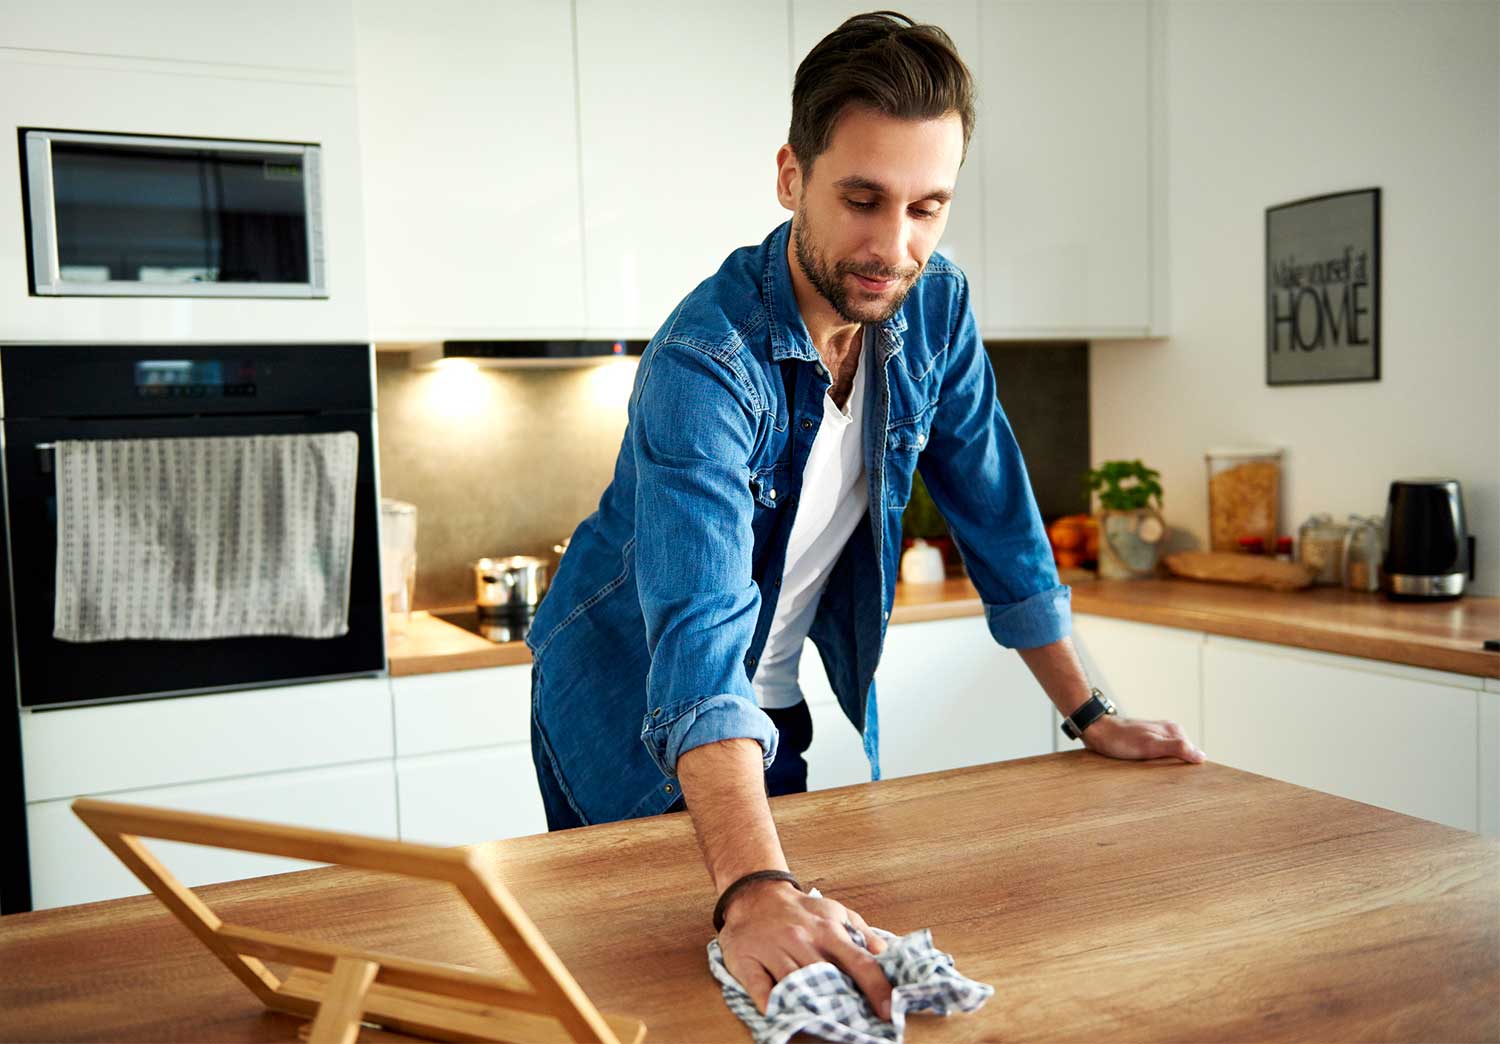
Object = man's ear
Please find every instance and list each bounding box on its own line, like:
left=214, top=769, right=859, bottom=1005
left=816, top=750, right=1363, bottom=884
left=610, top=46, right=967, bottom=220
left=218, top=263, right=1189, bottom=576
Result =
left=775, top=144, right=801, bottom=213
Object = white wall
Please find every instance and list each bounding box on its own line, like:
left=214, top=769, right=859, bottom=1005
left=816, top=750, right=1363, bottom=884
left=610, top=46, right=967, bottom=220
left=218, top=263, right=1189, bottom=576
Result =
left=1091, top=1, right=1499, bottom=595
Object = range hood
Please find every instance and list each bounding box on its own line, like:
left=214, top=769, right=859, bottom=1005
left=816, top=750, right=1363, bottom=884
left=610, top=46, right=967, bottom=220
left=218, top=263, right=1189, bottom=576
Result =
left=414, top=340, right=647, bottom=369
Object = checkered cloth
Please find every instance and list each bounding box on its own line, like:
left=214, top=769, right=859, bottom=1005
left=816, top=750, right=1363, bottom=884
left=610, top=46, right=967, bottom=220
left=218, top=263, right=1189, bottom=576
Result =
left=706, top=891, right=994, bottom=1044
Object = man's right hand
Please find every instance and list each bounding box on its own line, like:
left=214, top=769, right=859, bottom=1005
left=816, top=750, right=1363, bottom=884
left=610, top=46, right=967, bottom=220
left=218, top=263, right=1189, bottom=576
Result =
left=675, top=737, right=894, bottom=1018
left=716, top=877, right=892, bottom=1018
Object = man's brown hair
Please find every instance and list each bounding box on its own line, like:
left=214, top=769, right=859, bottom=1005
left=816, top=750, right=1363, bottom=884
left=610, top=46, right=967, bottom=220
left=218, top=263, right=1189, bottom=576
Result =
left=789, top=10, right=976, bottom=174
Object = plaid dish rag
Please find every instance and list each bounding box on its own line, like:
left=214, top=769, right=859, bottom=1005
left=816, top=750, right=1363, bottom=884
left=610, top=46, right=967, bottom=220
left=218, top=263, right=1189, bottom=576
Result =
left=706, top=892, right=994, bottom=1044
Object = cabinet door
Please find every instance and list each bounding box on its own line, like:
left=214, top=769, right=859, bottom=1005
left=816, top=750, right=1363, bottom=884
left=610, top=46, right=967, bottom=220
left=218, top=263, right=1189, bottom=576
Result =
left=397, top=745, right=547, bottom=846
left=354, top=0, right=585, bottom=339
left=27, top=759, right=398, bottom=911
left=791, top=1, right=986, bottom=307
left=873, top=617, right=1053, bottom=779
left=23, top=677, right=393, bottom=802
left=1482, top=683, right=1499, bottom=837
left=1202, top=638, right=1481, bottom=833
left=575, top=1, right=791, bottom=336
left=979, top=1, right=1152, bottom=335
left=1064, top=613, right=1203, bottom=750
left=392, top=665, right=531, bottom=757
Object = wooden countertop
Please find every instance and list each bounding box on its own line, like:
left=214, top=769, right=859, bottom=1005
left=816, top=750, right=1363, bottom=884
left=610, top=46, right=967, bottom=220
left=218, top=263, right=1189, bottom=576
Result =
left=2, top=753, right=1495, bottom=1042
left=387, top=610, right=532, bottom=676
left=393, top=578, right=1500, bottom=680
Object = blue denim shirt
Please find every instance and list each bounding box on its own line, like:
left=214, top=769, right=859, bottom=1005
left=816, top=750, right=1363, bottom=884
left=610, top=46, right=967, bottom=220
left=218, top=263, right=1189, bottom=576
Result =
left=526, top=220, right=1070, bottom=826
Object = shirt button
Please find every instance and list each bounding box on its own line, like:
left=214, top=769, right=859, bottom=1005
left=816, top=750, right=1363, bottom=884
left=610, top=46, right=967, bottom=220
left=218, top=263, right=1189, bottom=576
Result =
left=801, top=419, right=814, bottom=431
left=883, top=611, right=890, bottom=621
left=768, top=489, right=776, bottom=500
left=916, top=433, right=926, bottom=447
left=746, top=654, right=758, bottom=669
left=664, top=783, right=674, bottom=794
left=652, top=707, right=662, bottom=719
left=774, top=577, right=782, bottom=588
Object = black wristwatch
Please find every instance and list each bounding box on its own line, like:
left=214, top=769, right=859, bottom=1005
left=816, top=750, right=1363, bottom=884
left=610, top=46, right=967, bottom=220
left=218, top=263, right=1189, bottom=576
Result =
left=1061, top=688, right=1117, bottom=741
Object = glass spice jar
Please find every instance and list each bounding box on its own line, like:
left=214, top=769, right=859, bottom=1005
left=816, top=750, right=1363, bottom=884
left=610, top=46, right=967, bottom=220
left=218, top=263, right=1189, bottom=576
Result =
left=1206, top=447, right=1283, bottom=553
left=1342, top=514, right=1384, bottom=592
left=1298, top=514, right=1350, bottom=586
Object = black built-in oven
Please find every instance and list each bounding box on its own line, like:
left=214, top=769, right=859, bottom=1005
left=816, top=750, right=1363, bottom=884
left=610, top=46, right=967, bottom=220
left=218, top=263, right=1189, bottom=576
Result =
left=0, top=343, right=386, bottom=912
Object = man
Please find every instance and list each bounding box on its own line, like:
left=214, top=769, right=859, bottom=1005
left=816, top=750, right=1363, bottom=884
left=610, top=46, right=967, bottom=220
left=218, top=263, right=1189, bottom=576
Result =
left=528, top=11, right=1205, bottom=1019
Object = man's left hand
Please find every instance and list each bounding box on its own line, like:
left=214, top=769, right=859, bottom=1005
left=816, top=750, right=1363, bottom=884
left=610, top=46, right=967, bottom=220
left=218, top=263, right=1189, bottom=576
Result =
left=1080, top=714, right=1205, bottom=763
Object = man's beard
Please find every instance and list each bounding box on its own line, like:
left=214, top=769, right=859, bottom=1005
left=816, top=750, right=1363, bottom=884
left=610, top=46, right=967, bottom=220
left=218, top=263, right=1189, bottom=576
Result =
left=793, top=212, right=923, bottom=325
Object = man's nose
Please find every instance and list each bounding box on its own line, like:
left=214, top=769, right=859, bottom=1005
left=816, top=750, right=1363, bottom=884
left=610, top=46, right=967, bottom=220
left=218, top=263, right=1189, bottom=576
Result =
left=867, top=209, right=913, bottom=273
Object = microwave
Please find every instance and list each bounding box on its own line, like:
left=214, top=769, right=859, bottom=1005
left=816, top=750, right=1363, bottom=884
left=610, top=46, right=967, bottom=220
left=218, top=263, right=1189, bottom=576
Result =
left=19, top=128, right=327, bottom=299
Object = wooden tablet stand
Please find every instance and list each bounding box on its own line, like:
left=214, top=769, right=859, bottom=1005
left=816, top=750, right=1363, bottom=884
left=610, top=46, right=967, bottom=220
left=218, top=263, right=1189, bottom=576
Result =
left=72, top=798, right=647, bottom=1044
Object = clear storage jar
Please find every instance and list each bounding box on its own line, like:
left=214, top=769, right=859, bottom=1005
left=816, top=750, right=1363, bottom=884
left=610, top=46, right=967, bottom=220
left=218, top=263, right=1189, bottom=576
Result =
left=1298, top=513, right=1349, bottom=586
left=1206, top=447, right=1282, bottom=553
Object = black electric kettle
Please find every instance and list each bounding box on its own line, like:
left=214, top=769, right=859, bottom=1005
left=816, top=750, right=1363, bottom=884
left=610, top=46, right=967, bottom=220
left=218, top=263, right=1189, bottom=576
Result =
left=1380, top=478, right=1474, bottom=601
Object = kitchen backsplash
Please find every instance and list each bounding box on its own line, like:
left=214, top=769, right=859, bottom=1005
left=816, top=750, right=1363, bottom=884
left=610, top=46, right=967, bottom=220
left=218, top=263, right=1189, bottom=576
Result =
left=375, top=342, right=1089, bottom=610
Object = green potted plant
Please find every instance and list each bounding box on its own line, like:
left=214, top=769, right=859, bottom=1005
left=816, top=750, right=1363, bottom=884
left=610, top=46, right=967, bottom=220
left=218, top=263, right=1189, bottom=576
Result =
left=1083, top=459, right=1167, bottom=580
left=901, top=470, right=957, bottom=579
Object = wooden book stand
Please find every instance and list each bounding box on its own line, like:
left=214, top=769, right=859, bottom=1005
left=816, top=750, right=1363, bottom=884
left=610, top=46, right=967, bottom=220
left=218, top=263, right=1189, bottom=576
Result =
left=72, top=798, right=647, bottom=1044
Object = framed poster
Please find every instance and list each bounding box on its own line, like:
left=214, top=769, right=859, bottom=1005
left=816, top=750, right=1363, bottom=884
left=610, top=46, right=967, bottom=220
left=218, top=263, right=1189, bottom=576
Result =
left=1265, top=187, right=1380, bottom=385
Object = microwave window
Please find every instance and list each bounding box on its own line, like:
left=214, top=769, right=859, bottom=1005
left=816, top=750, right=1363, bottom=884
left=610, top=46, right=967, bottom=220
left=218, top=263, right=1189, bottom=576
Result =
left=49, top=143, right=310, bottom=286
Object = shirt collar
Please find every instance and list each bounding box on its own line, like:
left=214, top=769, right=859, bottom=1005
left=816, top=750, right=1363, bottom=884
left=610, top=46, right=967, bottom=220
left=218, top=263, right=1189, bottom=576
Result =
left=763, top=220, right=908, bottom=363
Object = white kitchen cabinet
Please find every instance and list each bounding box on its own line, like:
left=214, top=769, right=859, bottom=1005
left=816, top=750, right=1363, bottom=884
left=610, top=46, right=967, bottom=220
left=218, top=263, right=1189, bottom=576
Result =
left=791, top=1, right=987, bottom=311
left=1483, top=683, right=1500, bottom=836
left=1062, top=614, right=1203, bottom=750
left=392, top=665, right=543, bottom=844
left=0, top=55, right=368, bottom=343
left=872, top=616, right=1054, bottom=779
left=27, top=758, right=398, bottom=911
left=1201, top=637, right=1481, bottom=833
left=353, top=0, right=587, bottom=340
left=798, top=640, right=875, bottom=792
left=979, top=1, right=1156, bottom=336
left=396, top=745, right=547, bottom=846
left=574, top=0, right=792, bottom=337
left=0, top=0, right=356, bottom=77
left=22, top=678, right=393, bottom=802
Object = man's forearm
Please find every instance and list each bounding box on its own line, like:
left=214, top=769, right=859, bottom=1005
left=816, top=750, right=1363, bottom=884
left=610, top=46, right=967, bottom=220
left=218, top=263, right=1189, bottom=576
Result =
left=675, top=738, right=788, bottom=892
left=1016, top=635, right=1094, bottom=717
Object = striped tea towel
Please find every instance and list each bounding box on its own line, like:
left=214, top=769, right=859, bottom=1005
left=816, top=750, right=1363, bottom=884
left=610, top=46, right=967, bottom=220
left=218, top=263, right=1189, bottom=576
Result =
left=53, top=432, right=359, bottom=641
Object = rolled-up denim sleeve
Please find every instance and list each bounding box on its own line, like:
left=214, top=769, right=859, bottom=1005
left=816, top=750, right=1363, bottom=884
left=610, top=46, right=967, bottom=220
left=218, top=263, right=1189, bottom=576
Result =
left=918, top=273, right=1073, bottom=651
left=631, top=341, right=778, bottom=777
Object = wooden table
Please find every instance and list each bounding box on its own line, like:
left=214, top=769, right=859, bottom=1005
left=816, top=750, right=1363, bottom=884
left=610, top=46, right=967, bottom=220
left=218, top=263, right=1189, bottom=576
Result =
left=2, top=753, right=1497, bottom=1042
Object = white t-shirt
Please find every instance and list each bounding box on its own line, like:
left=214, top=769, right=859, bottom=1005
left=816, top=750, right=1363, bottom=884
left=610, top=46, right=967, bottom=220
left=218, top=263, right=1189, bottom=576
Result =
left=752, top=329, right=870, bottom=709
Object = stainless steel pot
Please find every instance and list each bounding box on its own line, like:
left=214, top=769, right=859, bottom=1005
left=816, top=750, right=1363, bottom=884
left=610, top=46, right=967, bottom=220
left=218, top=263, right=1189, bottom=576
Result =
left=473, top=556, right=550, bottom=614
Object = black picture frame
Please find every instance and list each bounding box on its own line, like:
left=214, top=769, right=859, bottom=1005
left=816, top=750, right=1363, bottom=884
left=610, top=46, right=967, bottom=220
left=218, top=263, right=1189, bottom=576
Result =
left=1265, top=188, right=1381, bottom=385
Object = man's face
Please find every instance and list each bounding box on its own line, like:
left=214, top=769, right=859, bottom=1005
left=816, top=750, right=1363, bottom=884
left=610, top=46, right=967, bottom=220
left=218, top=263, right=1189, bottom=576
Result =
left=779, top=106, right=964, bottom=325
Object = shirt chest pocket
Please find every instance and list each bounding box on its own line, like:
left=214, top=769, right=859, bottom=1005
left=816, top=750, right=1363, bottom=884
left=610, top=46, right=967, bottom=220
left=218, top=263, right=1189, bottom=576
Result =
left=750, top=464, right=788, bottom=509
left=883, top=404, right=936, bottom=510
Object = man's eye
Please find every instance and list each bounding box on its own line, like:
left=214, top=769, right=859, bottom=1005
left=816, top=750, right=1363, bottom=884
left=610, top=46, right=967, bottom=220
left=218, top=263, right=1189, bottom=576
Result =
left=846, top=199, right=877, bottom=211
left=910, top=207, right=941, bottom=220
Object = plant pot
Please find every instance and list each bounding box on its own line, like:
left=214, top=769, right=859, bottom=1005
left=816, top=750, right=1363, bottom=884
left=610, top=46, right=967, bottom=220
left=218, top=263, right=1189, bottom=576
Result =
left=1096, top=508, right=1166, bottom=580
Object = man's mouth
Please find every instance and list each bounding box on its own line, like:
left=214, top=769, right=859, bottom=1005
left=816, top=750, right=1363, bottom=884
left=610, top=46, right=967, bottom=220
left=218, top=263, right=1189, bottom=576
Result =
left=849, top=272, right=899, bottom=293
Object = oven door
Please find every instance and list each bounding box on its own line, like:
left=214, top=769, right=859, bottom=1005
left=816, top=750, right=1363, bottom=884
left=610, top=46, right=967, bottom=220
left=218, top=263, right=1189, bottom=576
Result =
left=4, top=414, right=385, bottom=709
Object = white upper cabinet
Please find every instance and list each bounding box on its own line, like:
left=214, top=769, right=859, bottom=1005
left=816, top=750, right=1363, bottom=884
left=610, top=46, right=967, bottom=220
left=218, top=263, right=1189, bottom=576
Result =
left=574, top=1, right=791, bottom=337
left=979, top=1, right=1156, bottom=337
left=353, top=0, right=585, bottom=339
left=0, top=0, right=356, bottom=77
left=791, top=2, right=987, bottom=319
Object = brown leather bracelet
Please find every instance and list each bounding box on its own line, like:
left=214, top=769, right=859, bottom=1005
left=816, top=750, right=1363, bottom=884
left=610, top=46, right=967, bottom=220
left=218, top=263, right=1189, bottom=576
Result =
left=712, top=870, right=802, bottom=933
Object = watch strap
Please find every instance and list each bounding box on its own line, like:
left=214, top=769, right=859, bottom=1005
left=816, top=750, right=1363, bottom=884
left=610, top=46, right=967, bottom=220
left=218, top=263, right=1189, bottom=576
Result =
left=1061, top=688, right=1115, bottom=740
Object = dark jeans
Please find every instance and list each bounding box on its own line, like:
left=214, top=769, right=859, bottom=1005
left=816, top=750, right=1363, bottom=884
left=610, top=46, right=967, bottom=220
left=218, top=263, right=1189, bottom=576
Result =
left=534, top=699, right=814, bottom=832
